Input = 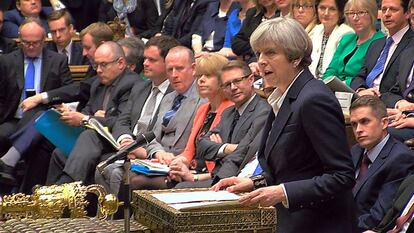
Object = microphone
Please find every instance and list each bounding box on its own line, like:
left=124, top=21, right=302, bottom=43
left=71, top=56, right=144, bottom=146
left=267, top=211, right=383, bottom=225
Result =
left=97, top=131, right=155, bottom=174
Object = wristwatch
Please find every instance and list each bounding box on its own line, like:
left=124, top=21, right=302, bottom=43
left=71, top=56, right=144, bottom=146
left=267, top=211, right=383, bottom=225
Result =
left=81, top=115, right=90, bottom=126
left=250, top=174, right=267, bottom=190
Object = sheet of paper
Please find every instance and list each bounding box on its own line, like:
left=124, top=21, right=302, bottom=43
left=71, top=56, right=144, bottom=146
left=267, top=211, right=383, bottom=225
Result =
left=152, top=190, right=240, bottom=204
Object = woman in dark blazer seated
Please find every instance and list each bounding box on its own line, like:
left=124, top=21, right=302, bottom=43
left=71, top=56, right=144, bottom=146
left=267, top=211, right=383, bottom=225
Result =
left=231, top=0, right=278, bottom=63
left=213, top=17, right=357, bottom=233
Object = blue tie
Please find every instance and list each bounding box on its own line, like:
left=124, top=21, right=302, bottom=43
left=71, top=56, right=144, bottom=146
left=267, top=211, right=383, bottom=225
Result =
left=252, top=163, right=263, bottom=176
left=366, top=37, right=393, bottom=87
left=24, top=57, right=36, bottom=99
left=162, top=94, right=185, bottom=126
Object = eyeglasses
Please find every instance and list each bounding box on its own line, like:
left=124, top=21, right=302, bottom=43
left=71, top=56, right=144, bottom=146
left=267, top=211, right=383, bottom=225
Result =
left=345, top=10, right=368, bottom=18
left=221, top=74, right=251, bottom=90
left=294, top=3, right=314, bottom=10
left=318, top=5, right=338, bottom=14
left=20, top=39, right=43, bottom=47
left=381, top=7, right=401, bottom=14
left=92, top=58, right=120, bottom=70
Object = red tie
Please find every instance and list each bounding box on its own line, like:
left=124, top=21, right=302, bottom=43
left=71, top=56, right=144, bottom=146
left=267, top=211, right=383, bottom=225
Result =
left=387, top=198, right=414, bottom=233
left=356, top=152, right=370, bottom=183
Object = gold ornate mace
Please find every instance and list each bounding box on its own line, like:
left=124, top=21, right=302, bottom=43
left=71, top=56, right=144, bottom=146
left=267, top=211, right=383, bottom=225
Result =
left=0, top=182, right=119, bottom=220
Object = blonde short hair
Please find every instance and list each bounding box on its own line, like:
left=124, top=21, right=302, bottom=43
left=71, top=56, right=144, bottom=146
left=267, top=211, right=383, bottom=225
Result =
left=195, top=54, right=229, bottom=82
left=345, top=0, right=378, bottom=29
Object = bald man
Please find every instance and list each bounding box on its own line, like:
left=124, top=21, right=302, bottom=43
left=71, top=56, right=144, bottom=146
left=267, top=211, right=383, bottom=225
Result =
left=0, top=18, right=71, bottom=153
left=46, top=41, right=142, bottom=185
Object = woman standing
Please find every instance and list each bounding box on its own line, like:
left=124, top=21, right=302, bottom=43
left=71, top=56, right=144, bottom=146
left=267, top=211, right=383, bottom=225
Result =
left=213, top=18, right=356, bottom=233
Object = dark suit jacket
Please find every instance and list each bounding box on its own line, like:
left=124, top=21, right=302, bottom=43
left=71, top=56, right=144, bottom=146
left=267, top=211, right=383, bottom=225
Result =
left=231, top=8, right=279, bottom=63
left=196, top=1, right=238, bottom=51
left=0, top=48, right=72, bottom=124
left=47, top=66, right=97, bottom=111
left=1, top=7, right=53, bottom=38
left=197, top=94, right=270, bottom=161
left=351, top=29, right=414, bottom=107
left=374, top=174, right=414, bottom=233
left=351, top=137, right=414, bottom=231
left=82, top=69, right=142, bottom=130
left=0, top=36, right=17, bottom=54
left=162, top=0, right=216, bottom=47
left=45, top=41, right=88, bottom=65
left=61, top=0, right=102, bottom=31
left=112, top=80, right=174, bottom=140
left=386, top=46, right=414, bottom=104
left=212, top=126, right=264, bottom=183
left=258, top=68, right=357, bottom=233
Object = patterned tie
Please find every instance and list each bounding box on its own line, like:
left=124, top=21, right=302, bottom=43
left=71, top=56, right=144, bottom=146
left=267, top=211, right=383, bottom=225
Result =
left=354, top=152, right=371, bottom=189
left=227, top=111, right=240, bottom=142
left=366, top=37, right=394, bottom=87
left=162, top=94, right=185, bottom=127
left=135, top=87, right=159, bottom=134
left=24, top=57, right=36, bottom=99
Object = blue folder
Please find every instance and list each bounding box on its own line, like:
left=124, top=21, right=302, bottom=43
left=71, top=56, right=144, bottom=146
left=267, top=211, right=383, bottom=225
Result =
left=130, top=164, right=169, bottom=176
left=34, top=109, right=84, bottom=156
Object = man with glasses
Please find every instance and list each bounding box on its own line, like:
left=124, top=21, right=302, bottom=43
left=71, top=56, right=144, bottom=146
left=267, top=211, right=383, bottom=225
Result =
left=0, top=17, right=71, bottom=185
left=351, top=0, right=414, bottom=108
left=165, top=60, right=271, bottom=189
left=196, top=60, right=270, bottom=168
left=46, top=41, right=141, bottom=186
left=21, top=22, right=113, bottom=113
left=46, top=9, right=87, bottom=65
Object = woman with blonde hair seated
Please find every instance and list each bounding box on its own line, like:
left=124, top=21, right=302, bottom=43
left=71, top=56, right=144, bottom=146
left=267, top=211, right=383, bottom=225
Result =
left=322, top=0, right=384, bottom=86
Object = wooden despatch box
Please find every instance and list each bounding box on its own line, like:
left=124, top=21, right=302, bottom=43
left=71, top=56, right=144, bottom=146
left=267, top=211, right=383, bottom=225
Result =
left=132, top=188, right=276, bottom=233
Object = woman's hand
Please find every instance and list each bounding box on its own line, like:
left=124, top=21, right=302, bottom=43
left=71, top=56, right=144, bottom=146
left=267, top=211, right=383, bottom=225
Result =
left=211, top=176, right=254, bottom=193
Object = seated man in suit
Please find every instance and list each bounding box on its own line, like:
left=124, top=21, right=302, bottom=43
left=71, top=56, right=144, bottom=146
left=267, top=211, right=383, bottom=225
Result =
left=168, top=60, right=271, bottom=187
left=113, top=46, right=206, bottom=190
left=47, top=36, right=180, bottom=185
left=116, top=36, right=145, bottom=75
left=20, top=22, right=114, bottom=113
left=0, top=17, right=71, bottom=158
left=0, top=9, right=17, bottom=54
left=1, top=0, right=52, bottom=38
left=0, top=41, right=140, bottom=186
left=161, top=0, right=216, bottom=48
left=364, top=174, right=414, bottom=233
left=351, top=0, right=414, bottom=108
left=349, top=95, right=414, bottom=231
left=94, top=36, right=179, bottom=193
left=46, top=9, right=88, bottom=65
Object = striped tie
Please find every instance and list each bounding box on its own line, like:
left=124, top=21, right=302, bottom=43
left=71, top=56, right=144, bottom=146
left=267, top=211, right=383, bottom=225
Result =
left=162, top=94, right=185, bottom=127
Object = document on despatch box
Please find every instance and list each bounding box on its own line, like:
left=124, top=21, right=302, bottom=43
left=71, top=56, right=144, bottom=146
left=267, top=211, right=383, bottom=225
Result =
left=152, top=190, right=241, bottom=211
